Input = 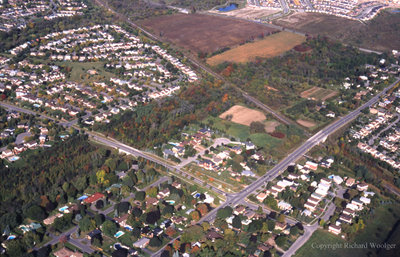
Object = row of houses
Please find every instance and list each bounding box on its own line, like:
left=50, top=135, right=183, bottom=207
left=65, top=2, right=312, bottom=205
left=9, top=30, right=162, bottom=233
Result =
left=357, top=142, right=400, bottom=169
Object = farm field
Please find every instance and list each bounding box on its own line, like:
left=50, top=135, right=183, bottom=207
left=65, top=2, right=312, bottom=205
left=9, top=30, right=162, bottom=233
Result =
left=274, top=10, right=400, bottom=52
left=140, top=13, right=278, bottom=54
left=207, top=31, right=305, bottom=65
left=300, top=87, right=338, bottom=101
left=219, top=105, right=267, bottom=126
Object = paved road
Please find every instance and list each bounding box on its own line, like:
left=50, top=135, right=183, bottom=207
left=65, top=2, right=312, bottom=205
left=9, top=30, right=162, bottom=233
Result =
left=151, top=77, right=399, bottom=256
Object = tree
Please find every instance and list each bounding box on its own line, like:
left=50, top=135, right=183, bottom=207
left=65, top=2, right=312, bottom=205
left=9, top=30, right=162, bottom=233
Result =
left=102, top=220, right=118, bottom=237
left=25, top=205, right=46, bottom=221
left=116, top=202, right=131, bottom=214
left=181, top=225, right=204, bottom=243
left=79, top=216, right=95, bottom=232
left=250, top=121, right=266, bottom=133
left=131, top=207, right=143, bottom=218
left=95, top=200, right=104, bottom=209
left=267, top=220, right=275, bottom=231
left=94, top=214, right=105, bottom=226
left=277, top=214, right=285, bottom=223
left=201, top=222, right=210, bottom=231
left=217, top=206, right=233, bottom=219
left=136, top=191, right=146, bottom=201
left=196, top=203, right=208, bottom=216
left=232, top=215, right=242, bottom=230
left=190, top=210, right=200, bottom=221
left=290, top=226, right=299, bottom=236
left=275, top=235, right=287, bottom=247
left=149, top=236, right=162, bottom=247
left=146, top=210, right=161, bottom=224
left=112, top=248, right=128, bottom=257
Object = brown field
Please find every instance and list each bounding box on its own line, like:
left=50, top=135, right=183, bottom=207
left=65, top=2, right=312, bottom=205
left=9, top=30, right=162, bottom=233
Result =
left=296, top=119, right=316, bottom=128
left=264, top=121, right=280, bottom=133
left=273, top=10, right=400, bottom=52
left=300, top=86, right=338, bottom=101
left=219, top=105, right=266, bottom=126
left=140, top=13, right=278, bottom=54
left=207, top=31, right=305, bottom=65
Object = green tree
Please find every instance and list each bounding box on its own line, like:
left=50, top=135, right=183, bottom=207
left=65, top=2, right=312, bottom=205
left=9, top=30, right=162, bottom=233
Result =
left=232, top=215, right=242, bottom=230
left=102, top=220, right=118, bottom=237
left=217, top=206, right=233, bottom=219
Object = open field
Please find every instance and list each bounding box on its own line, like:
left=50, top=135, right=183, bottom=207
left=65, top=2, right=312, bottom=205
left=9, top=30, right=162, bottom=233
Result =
left=274, top=10, right=400, bottom=52
left=264, top=121, right=280, bottom=133
left=295, top=203, right=400, bottom=257
left=207, top=31, right=305, bottom=65
left=296, top=119, right=316, bottom=128
left=300, top=87, right=338, bottom=101
left=209, top=5, right=279, bottom=19
left=219, top=105, right=266, bottom=126
left=140, top=13, right=278, bottom=54
left=58, top=61, right=115, bottom=83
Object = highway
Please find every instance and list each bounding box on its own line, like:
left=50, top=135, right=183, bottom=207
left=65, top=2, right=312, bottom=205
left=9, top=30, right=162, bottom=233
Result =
left=151, top=77, right=400, bottom=256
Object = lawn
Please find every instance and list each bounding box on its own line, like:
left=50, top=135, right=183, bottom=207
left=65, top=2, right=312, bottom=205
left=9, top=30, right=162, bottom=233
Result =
left=207, top=31, right=305, bottom=65
left=295, top=203, right=400, bottom=257
left=205, top=116, right=281, bottom=149
left=57, top=61, right=115, bottom=83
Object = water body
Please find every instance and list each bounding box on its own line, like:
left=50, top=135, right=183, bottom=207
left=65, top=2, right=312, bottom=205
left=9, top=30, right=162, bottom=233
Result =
left=218, top=3, right=238, bottom=12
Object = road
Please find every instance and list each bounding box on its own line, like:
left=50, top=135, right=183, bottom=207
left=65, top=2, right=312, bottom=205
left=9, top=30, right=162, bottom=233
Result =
left=151, top=77, right=399, bottom=256
left=2, top=78, right=399, bottom=256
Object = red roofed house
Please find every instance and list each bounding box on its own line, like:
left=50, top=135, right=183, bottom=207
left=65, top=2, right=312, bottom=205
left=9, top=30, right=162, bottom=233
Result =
left=83, top=193, right=105, bottom=204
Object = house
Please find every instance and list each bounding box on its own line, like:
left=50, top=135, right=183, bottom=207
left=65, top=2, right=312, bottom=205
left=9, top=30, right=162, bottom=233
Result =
left=0, top=149, right=14, bottom=159
left=83, top=193, right=105, bottom=204
left=304, top=201, right=317, bottom=212
left=53, top=247, right=83, bottom=257
left=256, top=192, right=267, bottom=202
left=266, top=189, right=278, bottom=198
left=43, top=213, right=63, bottom=225
left=343, top=208, right=355, bottom=217
left=146, top=197, right=159, bottom=207
left=234, top=205, right=246, bottom=215
left=244, top=142, right=255, bottom=150
left=114, top=213, right=129, bottom=227
left=171, top=216, right=186, bottom=225
left=275, top=222, right=286, bottom=231
left=339, top=214, right=353, bottom=224
left=278, top=201, right=292, bottom=211
left=333, top=175, right=343, bottom=185
left=288, top=173, right=300, bottom=180
left=359, top=196, right=371, bottom=205
left=87, top=229, right=102, bottom=240
left=346, top=178, right=355, bottom=187
left=305, top=161, right=318, bottom=171
left=157, top=188, right=170, bottom=199
left=132, top=237, right=150, bottom=248
left=328, top=224, right=341, bottom=235
left=25, top=141, right=38, bottom=149
left=206, top=230, right=223, bottom=242
left=357, top=183, right=369, bottom=191
left=258, top=243, right=273, bottom=252
left=171, top=181, right=181, bottom=189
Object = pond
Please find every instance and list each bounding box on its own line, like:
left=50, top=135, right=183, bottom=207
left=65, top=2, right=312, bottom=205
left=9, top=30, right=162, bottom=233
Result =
left=218, top=3, right=238, bottom=12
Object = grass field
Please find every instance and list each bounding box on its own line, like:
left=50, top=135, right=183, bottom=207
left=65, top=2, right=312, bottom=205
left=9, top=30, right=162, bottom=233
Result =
left=205, top=116, right=281, bottom=149
left=140, top=13, right=278, bottom=54
left=58, top=61, right=115, bottom=83
left=207, top=31, right=305, bottom=65
left=300, top=87, right=338, bottom=101
left=274, top=10, right=400, bottom=52
left=295, top=203, right=400, bottom=257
